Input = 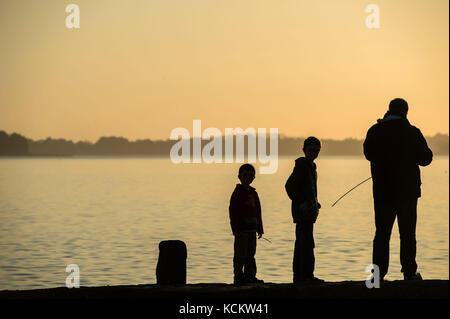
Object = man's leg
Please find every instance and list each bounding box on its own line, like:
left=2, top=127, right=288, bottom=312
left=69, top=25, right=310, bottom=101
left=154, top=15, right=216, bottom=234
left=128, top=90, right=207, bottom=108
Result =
left=244, top=232, right=257, bottom=279
left=397, top=197, right=418, bottom=277
left=293, top=223, right=301, bottom=281
left=372, top=198, right=396, bottom=279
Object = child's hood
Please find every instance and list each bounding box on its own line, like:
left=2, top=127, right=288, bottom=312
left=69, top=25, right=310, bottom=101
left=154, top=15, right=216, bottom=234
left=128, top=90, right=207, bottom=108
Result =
left=295, top=157, right=316, bottom=170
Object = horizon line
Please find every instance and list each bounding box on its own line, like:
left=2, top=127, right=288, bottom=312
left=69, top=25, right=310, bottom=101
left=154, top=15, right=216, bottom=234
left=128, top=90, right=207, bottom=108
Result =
left=1, top=129, right=449, bottom=144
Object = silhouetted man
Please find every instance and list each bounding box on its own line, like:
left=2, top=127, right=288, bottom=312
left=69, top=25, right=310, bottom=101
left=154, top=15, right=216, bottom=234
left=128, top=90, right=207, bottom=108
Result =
left=363, top=98, right=433, bottom=281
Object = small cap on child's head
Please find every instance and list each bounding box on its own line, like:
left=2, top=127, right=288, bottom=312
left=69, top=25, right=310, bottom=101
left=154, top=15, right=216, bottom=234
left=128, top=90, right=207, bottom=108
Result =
left=303, top=136, right=321, bottom=150
left=238, top=163, right=256, bottom=176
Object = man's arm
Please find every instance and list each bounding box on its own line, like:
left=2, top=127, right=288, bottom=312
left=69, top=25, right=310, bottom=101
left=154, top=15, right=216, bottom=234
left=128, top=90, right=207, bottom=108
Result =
left=414, top=128, right=433, bottom=166
left=363, top=125, right=379, bottom=162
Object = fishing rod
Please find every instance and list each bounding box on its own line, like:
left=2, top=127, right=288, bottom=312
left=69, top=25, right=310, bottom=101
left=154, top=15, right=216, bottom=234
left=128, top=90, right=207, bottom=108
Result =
left=331, top=176, right=372, bottom=207
left=260, top=237, right=272, bottom=244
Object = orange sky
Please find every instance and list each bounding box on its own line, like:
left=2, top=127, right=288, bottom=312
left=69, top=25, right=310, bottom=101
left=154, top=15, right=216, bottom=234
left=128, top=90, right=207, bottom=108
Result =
left=0, top=0, right=448, bottom=142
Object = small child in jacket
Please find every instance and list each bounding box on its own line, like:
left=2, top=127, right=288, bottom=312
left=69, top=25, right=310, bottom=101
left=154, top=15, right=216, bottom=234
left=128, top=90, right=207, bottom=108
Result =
left=229, top=164, right=264, bottom=284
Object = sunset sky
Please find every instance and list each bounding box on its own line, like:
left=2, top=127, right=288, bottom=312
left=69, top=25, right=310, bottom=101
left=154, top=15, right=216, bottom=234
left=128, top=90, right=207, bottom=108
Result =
left=0, top=0, right=448, bottom=142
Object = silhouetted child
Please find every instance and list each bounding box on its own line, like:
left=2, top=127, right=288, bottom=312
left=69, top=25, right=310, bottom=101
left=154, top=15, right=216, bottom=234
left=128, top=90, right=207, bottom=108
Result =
left=229, top=164, right=264, bottom=284
left=285, top=137, right=324, bottom=284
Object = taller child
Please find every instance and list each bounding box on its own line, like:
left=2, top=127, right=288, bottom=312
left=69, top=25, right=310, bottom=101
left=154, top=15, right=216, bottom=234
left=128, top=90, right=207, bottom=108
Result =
left=285, top=137, right=324, bottom=284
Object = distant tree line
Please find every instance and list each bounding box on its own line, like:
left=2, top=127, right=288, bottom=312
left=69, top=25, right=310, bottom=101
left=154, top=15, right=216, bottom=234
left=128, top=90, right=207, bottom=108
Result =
left=0, top=130, right=448, bottom=156
left=0, top=131, right=29, bottom=155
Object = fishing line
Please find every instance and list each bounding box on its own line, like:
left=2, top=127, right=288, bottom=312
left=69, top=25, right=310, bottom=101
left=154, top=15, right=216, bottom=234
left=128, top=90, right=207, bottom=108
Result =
left=331, top=176, right=372, bottom=207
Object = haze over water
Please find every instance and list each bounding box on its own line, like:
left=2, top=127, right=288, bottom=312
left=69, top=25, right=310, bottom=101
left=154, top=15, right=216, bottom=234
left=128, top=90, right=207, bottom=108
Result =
left=0, top=156, right=447, bottom=290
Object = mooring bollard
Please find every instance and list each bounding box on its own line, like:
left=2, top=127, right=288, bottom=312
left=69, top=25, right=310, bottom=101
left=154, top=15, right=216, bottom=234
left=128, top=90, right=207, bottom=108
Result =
left=156, top=240, right=187, bottom=284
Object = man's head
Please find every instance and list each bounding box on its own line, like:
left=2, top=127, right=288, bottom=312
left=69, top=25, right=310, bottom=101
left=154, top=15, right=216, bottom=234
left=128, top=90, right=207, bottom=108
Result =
left=238, top=163, right=256, bottom=186
left=388, top=98, right=408, bottom=118
left=303, top=136, right=321, bottom=161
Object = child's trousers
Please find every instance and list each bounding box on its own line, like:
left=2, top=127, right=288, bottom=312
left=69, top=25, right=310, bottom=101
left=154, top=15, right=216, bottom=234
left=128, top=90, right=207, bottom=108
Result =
left=293, top=221, right=315, bottom=280
left=233, top=232, right=257, bottom=278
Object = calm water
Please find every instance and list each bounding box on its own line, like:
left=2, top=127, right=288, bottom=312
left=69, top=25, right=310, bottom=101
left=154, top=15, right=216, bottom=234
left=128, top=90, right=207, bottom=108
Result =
left=0, top=156, right=448, bottom=290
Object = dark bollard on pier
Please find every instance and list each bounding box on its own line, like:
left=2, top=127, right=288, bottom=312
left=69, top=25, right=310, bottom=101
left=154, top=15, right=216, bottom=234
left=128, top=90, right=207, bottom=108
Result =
left=156, top=240, right=187, bottom=285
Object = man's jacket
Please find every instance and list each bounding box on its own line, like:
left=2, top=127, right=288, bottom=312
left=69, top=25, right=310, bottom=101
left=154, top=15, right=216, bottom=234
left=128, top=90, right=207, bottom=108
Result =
left=363, top=115, right=433, bottom=200
left=285, top=157, right=319, bottom=223
left=229, top=184, right=264, bottom=235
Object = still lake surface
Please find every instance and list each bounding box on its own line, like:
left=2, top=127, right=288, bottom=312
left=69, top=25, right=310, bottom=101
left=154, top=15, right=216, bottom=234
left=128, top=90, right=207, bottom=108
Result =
left=0, top=156, right=448, bottom=290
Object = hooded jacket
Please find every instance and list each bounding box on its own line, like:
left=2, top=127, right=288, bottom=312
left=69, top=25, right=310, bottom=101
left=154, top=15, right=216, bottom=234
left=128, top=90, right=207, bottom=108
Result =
left=363, top=113, right=433, bottom=200
left=285, top=157, right=319, bottom=223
